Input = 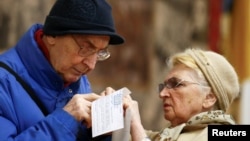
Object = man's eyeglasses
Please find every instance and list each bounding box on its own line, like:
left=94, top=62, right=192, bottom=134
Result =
left=158, top=77, right=201, bottom=92
left=72, top=36, right=110, bottom=61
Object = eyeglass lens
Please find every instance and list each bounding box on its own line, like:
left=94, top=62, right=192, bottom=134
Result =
left=158, top=77, right=182, bottom=92
left=72, top=35, right=110, bottom=61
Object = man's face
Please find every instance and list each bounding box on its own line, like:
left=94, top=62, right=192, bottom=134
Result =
left=47, top=34, right=110, bottom=83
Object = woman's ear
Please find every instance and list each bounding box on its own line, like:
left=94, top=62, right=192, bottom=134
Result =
left=202, top=93, right=217, bottom=109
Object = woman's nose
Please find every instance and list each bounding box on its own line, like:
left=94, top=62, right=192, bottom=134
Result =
left=159, top=88, right=170, bottom=98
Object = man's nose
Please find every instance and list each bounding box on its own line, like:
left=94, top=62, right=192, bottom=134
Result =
left=82, top=54, right=98, bottom=70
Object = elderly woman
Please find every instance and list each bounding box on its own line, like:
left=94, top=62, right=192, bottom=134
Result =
left=124, top=48, right=240, bottom=141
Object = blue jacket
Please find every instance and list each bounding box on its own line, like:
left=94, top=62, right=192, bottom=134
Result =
left=0, top=24, right=110, bottom=141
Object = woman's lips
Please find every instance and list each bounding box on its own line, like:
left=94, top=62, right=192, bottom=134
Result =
left=163, top=103, right=172, bottom=110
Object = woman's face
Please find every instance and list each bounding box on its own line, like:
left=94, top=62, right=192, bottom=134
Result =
left=159, top=64, right=207, bottom=127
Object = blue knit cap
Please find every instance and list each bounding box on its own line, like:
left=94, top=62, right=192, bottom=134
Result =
left=43, top=0, right=124, bottom=45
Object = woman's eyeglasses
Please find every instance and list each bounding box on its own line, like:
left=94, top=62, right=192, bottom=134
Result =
left=72, top=36, right=110, bottom=61
left=158, top=77, right=201, bottom=92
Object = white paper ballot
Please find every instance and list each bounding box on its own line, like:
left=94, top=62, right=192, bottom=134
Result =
left=92, top=87, right=131, bottom=137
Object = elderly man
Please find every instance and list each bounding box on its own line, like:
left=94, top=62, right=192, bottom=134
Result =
left=0, top=0, right=124, bottom=141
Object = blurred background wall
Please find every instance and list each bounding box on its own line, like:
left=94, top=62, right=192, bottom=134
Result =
left=0, top=0, right=249, bottom=130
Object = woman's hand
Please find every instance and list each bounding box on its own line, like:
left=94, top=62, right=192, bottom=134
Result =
left=123, top=94, right=148, bottom=141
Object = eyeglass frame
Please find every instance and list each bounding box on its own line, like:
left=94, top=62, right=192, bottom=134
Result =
left=71, top=35, right=111, bottom=61
left=158, top=77, right=201, bottom=92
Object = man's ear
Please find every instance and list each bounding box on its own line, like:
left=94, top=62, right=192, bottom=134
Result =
left=202, top=93, right=217, bottom=109
left=45, top=35, right=56, bottom=45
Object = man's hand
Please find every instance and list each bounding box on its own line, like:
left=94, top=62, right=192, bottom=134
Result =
left=100, top=87, right=115, bottom=96
left=63, top=93, right=100, bottom=128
